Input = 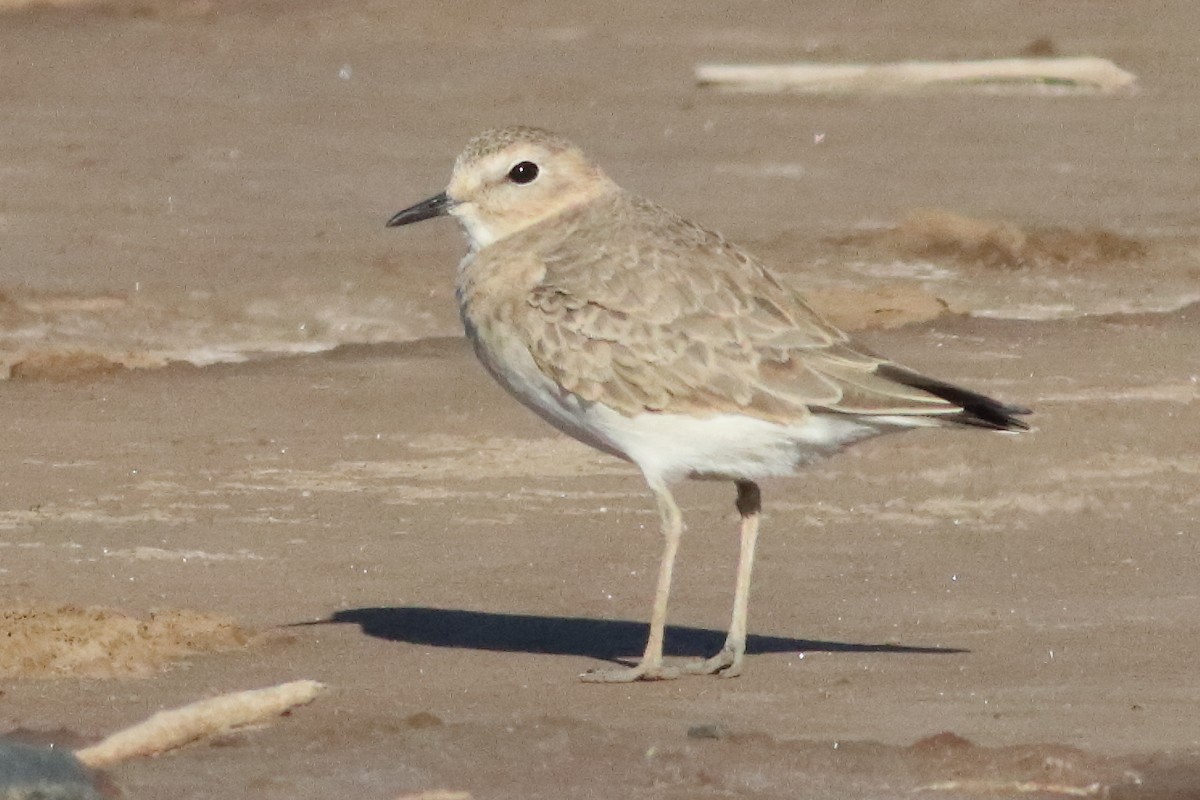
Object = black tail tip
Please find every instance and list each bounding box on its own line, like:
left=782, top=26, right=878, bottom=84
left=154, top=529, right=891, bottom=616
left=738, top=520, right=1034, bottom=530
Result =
left=878, top=364, right=1031, bottom=432
left=983, top=403, right=1032, bottom=432
left=949, top=396, right=1031, bottom=432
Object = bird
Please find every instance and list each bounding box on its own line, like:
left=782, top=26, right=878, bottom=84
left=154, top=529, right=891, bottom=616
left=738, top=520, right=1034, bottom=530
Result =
left=385, top=126, right=1029, bottom=683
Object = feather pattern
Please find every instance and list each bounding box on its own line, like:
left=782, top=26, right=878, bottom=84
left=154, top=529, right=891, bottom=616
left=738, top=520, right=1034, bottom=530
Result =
left=460, top=190, right=1027, bottom=432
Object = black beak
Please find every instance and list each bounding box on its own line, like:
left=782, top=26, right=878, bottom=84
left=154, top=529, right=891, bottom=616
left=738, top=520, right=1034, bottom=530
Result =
left=385, top=192, right=455, bottom=228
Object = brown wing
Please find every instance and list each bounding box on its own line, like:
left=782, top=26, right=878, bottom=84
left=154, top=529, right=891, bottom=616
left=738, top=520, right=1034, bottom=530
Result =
left=514, top=194, right=1025, bottom=428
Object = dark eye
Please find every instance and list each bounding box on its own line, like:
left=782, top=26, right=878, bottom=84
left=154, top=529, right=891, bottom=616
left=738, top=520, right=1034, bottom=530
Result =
left=508, top=161, right=539, bottom=184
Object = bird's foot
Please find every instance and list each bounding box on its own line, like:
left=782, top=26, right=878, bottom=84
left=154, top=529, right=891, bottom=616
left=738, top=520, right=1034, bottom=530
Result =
left=579, top=661, right=681, bottom=683
left=682, top=645, right=744, bottom=679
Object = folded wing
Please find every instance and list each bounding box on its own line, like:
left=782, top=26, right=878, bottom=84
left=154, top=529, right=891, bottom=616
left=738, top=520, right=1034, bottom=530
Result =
left=515, top=196, right=1029, bottom=432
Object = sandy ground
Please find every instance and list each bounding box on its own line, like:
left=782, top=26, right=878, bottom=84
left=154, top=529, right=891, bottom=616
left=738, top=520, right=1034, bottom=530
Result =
left=1, top=1, right=1199, bottom=798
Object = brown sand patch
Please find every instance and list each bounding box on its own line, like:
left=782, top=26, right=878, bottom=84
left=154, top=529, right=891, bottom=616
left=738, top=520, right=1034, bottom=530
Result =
left=8, top=350, right=126, bottom=381
left=804, top=284, right=950, bottom=330
left=0, top=0, right=214, bottom=15
left=13, top=294, right=127, bottom=315
left=1021, top=37, right=1059, bottom=58
left=905, top=732, right=1140, bottom=797
left=0, top=606, right=251, bottom=679
left=839, top=209, right=1147, bottom=270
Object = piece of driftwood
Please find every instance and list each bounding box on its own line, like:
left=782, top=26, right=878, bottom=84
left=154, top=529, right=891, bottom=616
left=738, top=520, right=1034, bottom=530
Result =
left=696, top=58, right=1136, bottom=95
left=75, top=680, right=326, bottom=767
left=913, top=779, right=1106, bottom=796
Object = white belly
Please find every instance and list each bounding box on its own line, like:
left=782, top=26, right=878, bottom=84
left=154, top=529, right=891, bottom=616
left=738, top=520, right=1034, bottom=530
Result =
left=465, top=320, right=886, bottom=484
left=588, top=406, right=883, bottom=483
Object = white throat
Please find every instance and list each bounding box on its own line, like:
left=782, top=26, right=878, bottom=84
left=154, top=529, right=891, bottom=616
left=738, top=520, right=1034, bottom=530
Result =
left=450, top=205, right=501, bottom=251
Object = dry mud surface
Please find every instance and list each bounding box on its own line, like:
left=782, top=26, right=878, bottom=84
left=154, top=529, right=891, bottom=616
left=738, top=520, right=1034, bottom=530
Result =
left=1, top=2, right=1199, bottom=798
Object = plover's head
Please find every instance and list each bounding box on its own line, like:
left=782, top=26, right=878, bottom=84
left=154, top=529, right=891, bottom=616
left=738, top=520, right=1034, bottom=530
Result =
left=387, top=126, right=616, bottom=250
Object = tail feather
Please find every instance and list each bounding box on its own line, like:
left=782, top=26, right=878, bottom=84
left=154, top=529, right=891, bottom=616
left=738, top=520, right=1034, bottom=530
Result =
left=877, top=365, right=1031, bottom=432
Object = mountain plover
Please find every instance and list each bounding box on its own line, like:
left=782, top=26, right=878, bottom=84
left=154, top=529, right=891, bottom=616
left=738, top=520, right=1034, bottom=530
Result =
left=386, top=126, right=1029, bottom=683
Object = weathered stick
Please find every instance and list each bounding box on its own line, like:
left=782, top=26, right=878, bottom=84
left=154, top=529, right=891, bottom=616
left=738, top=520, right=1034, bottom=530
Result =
left=75, top=679, right=326, bottom=767
left=696, top=58, right=1136, bottom=95
left=913, top=779, right=1105, bottom=796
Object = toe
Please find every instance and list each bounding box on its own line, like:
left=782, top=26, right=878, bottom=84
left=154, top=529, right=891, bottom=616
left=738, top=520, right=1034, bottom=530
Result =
left=579, top=664, right=680, bottom=683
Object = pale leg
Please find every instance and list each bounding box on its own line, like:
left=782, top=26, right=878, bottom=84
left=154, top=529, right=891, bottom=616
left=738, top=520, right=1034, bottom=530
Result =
left=686, top=480, right=761, bottom=678
left=581, top=478, right=684, bottom=683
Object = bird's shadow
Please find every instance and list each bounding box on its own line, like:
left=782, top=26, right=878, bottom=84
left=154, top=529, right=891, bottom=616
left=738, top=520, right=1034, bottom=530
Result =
left=299, top=606, right=965, bottom=665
